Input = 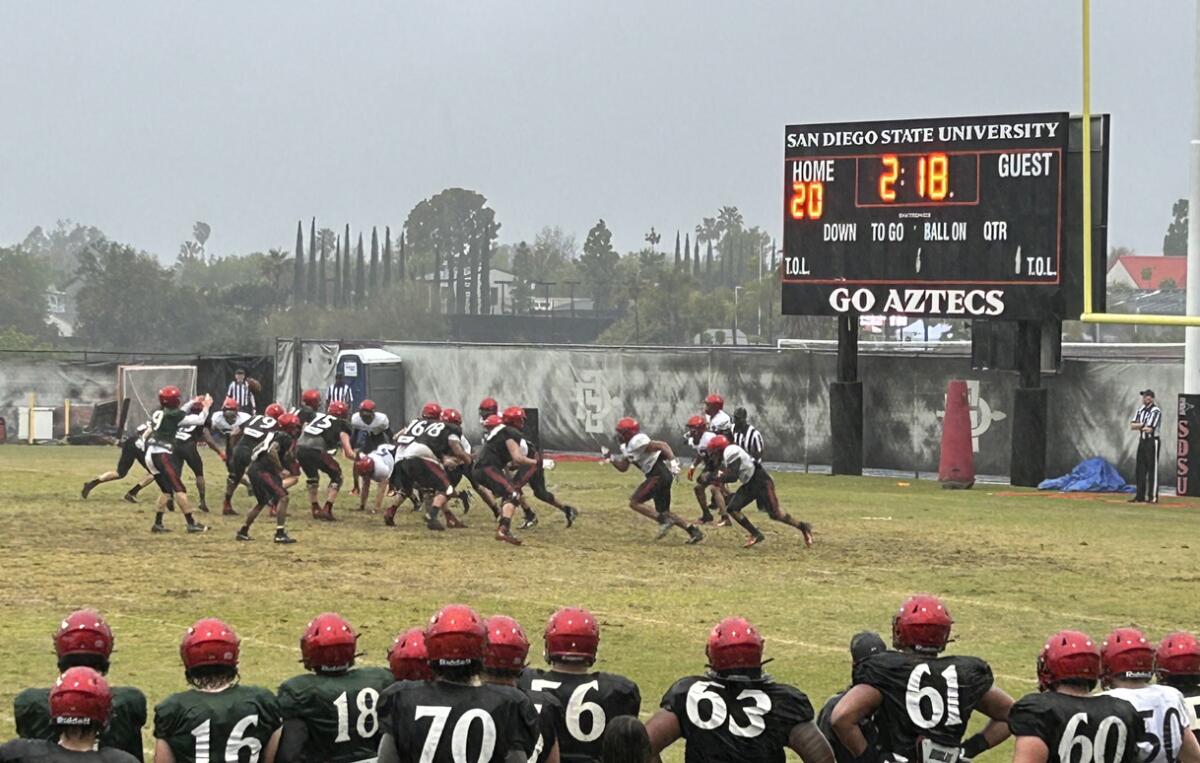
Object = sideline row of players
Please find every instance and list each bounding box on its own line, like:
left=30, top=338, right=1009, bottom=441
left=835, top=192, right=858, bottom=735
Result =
left=79, top=388, right=812, bottom=549
left=7, top=595, right=1200, bottom=763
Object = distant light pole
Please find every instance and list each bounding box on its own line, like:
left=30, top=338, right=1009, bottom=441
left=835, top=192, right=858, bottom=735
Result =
left=498, top=282, right=509, bottom=315
left=564, top=280, right=580, bottom=318
left=534, top=281, right=556, bottom=316
left=733, top=286, right=743, bottom=345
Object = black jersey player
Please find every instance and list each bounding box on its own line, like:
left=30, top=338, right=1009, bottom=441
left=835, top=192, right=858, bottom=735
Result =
left=504, top=407, right=579, bottom=530
left=645, top=616, right=835, bottom=763
left=482, top=615, right=563, bottom=763
left=153, top=618, right=281, bottom=763
left=236, top=413, right=301, bottom=544
left=831, top=595, right=1013, bottom=763
left=222, top=402, right=286, bottom=515
left=1009, top=630, right=1146, bottom=763
left=80, top=423, right=158, bottom=505
left=296, top=400, right=356, bottom=521
left=394, top=402, right=474, bottom=533
left=472, top=407, right=541, bottom=545
left=275, top=613, right=394, bottom=763
left=377, top=604, right=540, bottom=763
left=1, top=667, right=139, bottom=763
left=143, top=387, right=210, bottom=534
left=518, top=607, right=641, bottom=763
left=13, top=610, right=146, bottom=761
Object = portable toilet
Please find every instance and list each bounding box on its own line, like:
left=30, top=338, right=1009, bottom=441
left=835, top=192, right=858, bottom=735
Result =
left=335, top=349, right=404, bottom=420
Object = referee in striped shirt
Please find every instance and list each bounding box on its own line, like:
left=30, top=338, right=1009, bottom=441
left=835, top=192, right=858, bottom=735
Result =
left=1129, top=388, right=1162, bottom=503
left=326, top=373, right=354, bottom=409
left=732, top=407, right=764, bottom=463
left=225, top=368, right=256, bottom=415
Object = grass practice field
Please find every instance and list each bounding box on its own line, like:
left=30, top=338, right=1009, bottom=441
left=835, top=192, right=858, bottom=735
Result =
left=1, top=443, right=1198, bottom=761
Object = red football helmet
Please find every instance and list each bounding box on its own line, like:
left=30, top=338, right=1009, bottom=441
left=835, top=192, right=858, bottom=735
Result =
left=615, top=417, right=640, bottom=443
left=483, top=414, right=502, bottom=429
left=54, top=610, right=114, bottom=660
left=277, top=413, right=301, bottom=435
left=1156, top=631, right=1200, bottom=678
left=388, top=628, right=433, bottom=681
left=50, top=667, right=112, bottom=727
left=1101, top=627, right=1154, bottom=681
left=300, top=613, right=358, bottom=672
left=1037, top=630, right=1101, bottom=692
left=706, top=617, right=765, bottom=672
left=545, top=607, right=600, bottom=665
left=426, top=605, right=486, bottom=665
left=502, top=406, right=526, bottom=429
left=892, top=595, right=953, bottom=654
left=440, top=408, right=463, bottom=426
left=222, top=397, right=239, bottom=411
left=479, top=397, right=499, bottom=418
left=180, top=618, right=240, bottom=671
left=301, top=389, right=321, bottom=408
left=707, top=434, right=730, bottom=455
left=421, top=402, right=442, bottom=421
left=483, top=615, right=530, bottom=673
left=354, top=456, right=374, bottom=476
left=704, top=394, right=724, bottom=416
left=359, top=399, right=376, bottom=412
left=328, top=400, right=349, bottom=418
left=265, top=403, right=286, bottom=419
left=686, top=415, right=707, bottom=436
left=158, top=386, right=182, bottom=408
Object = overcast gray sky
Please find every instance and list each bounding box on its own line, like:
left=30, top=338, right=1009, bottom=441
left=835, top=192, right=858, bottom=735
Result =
left=0, top=0, right=1191, bottom=260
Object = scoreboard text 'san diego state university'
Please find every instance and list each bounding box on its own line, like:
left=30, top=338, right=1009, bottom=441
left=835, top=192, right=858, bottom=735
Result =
left=781, top=112, right=1069, bottom=320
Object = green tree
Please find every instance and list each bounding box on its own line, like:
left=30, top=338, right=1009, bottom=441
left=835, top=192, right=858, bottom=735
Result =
left=333, top=234, right=343, bottom=309
left=0, top=247, right=53, bottom=339
left=369, top=227, right=380, bottom=301
left=383, top=227, right=393, bottom=288
left=20, top=220, right=106, bottom=286
left=341, top=224, right=352, bottom=306
left=318, top=235, right=328, bottom=307
left=673, top=230, right=681, bottom=270
left=1164, top=199, right=1188, bottom=256
left=260, top=247, right=290, bottom=290
left=693, top=236, right=700, bottom=277
left=75, top=240, right=182, bottom=349
left=510, top=241, right=535, bottom=313
left=307, top=218, right=318, bottom=303
left=292, top=221, right=305, bottom=305
left=580, top=219, right=620, bottom=311
left=355, top=233, right=366, bottom=308
left=403, top=188, right=500, bottom=314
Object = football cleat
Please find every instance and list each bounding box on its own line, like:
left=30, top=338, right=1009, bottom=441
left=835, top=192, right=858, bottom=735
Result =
left=715, top=516, right=732, bottom=528
left=443, top=511, right=466, bottom=530
left=654, top=519, right=674, bottom=540
left=520, top=514, right=539, bottom=530
left=274, top=530, right=297, bottom=544
left=426, top=516, right=446, bottom=531
left=81, top=480, right=98, bottom=499
left=743, top=533, right=765, bottom=549
left=198, top=503, right=210, bottom=513
left=123, top=491, right=139, bottom=504
left=186, top=523, right=209, bottom=534
left=150, top=524, right=170, bottom=533
left=687, top=526, right=705, bottom=545
left=235, top=530, right=252, bottom=541
left=495, top=527, right=523, bottom=546
left=564, top=505, right=579, bottom=528
left=799, top=522, right=814, bottom=547
left=223, top=504, right=238, bottom=516
left=383, top=506, right=397, bottom=526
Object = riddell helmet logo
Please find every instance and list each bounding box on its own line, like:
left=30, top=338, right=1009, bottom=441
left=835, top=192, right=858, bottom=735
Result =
left=936, top=380, right=1006, bottom=453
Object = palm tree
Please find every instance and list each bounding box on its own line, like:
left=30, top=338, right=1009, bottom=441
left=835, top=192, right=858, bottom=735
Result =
left=262, top=247, right=290, bottom=289
left=644, top=227, right=661, bottom=251
left=695, top=217, right=719, bottom=247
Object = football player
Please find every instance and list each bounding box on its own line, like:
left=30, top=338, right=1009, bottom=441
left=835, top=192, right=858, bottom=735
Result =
left=144, top=386, right=210, bottom=534
left=479, top=397, right=499, bottom=427
left=394, top=402, right=473, bottom=533
left=472, top=407, right=542, bottom=545
left=376, top=604, right=540, bottom=763
left=276, top=613, right=394, bottom=763
left=705, top=435, right=813, bottom=548
left=704, top=394, right=733, bottom=435
left=173, top=399, right=227, bottom=514
left=354, top=442, right=399, bottom=513
left=208, top=398, right=250, bottom=451
left=350, top=400, right=391, bottom=495
left=296, top=389, right=322, bottom=425
left=482, top=616, right=563, bottom=763
left=442, top=409, right=499, bottom=518
left=1008, top=630, right=1146, bottom=763
left=830, top=595, right=1013, bottom=763
left=684, top=415, right=729, bottom=526
left=1156, top=632, right=1200, bottom=744
left=645, top=616, right=836, bottom=763
left=816, top=632, right=886, bottom=763
left=13, top=610, right=146, bottom=760
left=236, top=412, right=301, bottom=544
left=81, top=423, right=158, bottom=505
left=518, top=606, right=642, bottom=763
left=1, top=667, right=139, bottom=763
left=1100, top=627, right=1200, bottom=763
left=296, top=399, right=356, bottom=521
left=604, top=417, right=704, bottom=544
left=505, top=408, right=580, bottom=530
left=153, top=618, right=281, bottom=763
left=221, top=402, right=285, bottom=515
left=387, top=628, right=433, bottom=682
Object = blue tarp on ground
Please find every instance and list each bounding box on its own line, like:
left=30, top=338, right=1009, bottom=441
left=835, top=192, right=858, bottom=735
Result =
left=1038, top=457, right=1134, bottom=493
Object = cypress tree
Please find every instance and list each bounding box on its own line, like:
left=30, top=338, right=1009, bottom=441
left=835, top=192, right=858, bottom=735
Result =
left=355, top=233, right=366, bottom=308
left=399, top=233, right=407, bottom=281
left=693, top=237, right=700, bottom=277
left=318, top=234, right=327, bottom=306
left=342, top=224, right=352, bottom=306
left=706, top=240, right=713, bottom=278
left=307, top=218, right=318, bottom=302
left=369, top=227, right=379, bottom=300
left=673, top=231, right=681, bottom=270
left=684, top=233, right=691, bottom=275
left=292, top=220, right=305, bottom=304
left=333, top=235, right=342, bottom=308
left=383, top=227, right=392, bottom=288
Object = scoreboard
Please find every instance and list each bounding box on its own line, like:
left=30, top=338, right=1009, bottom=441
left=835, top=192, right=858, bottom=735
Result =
left=781, top=112, right=1070, bottom=320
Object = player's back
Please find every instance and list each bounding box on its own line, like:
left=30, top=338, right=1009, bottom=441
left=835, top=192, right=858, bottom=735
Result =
left=14, top=685, right=147, bottom=761
left=1009, top=691, right=1144, bottom=763
left=852, top=651, right=994, bottom=760
left=660, top=674, right=814, bottom=763
left=381, top=680, right=539, bottom=763
left=1171, top=680, right=1200, bottom=742
left=518, top=667, right=641, bottom=763
left=234, top=416, right=277, bottom=452
left=298, top=413, right=347, bottom=451
left=277, top=667, right=393, bottom=763
left=479, top=426, right=522, bottom=468
left=0, top=738, right=138, bottom=763
left=153, top=685, right=280, bottom=763
left=1104, top=684, right=1193, bottom=763
left=522, top=688, right=563, bottom=763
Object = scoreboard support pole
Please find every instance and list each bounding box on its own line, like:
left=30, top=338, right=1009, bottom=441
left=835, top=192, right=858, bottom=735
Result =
left=1010, top=321, right=1048, bottom=487
left=831, top=315, right=864, bottom=476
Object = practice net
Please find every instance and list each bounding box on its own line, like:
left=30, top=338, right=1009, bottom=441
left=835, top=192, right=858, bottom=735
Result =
left=116, top=364, right=197, bottom=435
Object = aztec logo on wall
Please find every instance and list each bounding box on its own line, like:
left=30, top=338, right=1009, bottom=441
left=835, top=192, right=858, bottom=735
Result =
left=574, top=370, right=621, bottom=435
left=937, top=380, right=1007, bottom=453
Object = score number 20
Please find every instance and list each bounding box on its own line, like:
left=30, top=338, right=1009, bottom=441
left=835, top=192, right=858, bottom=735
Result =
left=790, top=182, right=824, bottom=220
